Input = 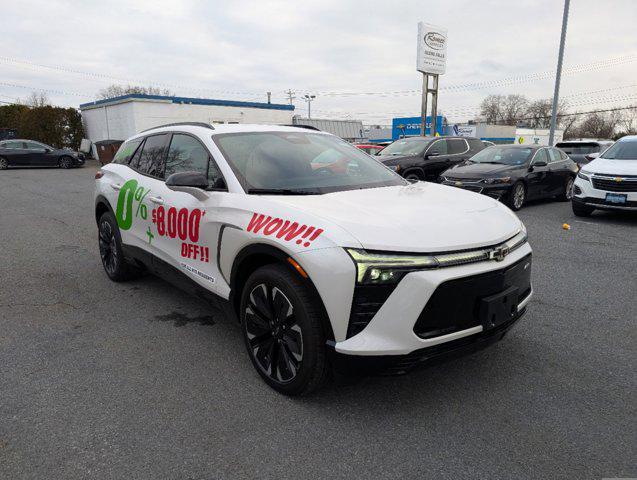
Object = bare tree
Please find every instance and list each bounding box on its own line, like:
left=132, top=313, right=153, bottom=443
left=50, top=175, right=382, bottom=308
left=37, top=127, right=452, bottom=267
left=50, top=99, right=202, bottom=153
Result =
left=526, top=98, right=569, bottom=129
left=25, top=91, right=50, bottom=107
left=569, top=111, right=621, bottom=139
left=479, top=94, right=529, bottom=125
left=97, top=84, right=173, bottom=100
left=616, top=104, right=637, bottom=136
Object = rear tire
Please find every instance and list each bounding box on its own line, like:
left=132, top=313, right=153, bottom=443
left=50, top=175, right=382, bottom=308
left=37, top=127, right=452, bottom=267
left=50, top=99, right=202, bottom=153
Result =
left=240, top=264, right=329, bottom=396
left=508, top=181, right=526, bottom=211
left=98, top=211, right=137, bottom=281
left=558, top=177, right=574, bottom=201
left=572, top=200, right=594, bottom=217
left=58, top=156, right=73, bottom=169
left=0, top=157, right=8, bottom=170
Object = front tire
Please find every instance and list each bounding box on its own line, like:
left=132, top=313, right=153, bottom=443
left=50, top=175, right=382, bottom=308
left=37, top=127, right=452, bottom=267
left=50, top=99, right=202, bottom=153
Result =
left=508, top=181, right=526, bottom=211
left=240, top=264, right=329, bottom=395
left=58, top=156, right=73, bottom=169
left=98, top=211, right=137, bottom=281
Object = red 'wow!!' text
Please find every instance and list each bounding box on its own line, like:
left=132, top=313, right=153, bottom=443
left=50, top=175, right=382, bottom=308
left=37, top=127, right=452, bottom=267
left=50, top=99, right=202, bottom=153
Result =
left=246, top=213, right=323, bottom=247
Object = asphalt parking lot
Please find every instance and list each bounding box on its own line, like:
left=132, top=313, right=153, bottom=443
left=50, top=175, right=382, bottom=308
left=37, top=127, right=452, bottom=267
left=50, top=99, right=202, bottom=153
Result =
left=1, top=162, right=635, bottom=480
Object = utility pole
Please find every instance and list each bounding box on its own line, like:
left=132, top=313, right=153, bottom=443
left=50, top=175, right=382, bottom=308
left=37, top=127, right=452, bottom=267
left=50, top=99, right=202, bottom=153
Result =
left=303, top=94, right=316, bottom=119
left=285, top=89, right=296, bottom=106
left=266, top=92, right=271, bottom=104
left=549, top=0, right=570, bottom=146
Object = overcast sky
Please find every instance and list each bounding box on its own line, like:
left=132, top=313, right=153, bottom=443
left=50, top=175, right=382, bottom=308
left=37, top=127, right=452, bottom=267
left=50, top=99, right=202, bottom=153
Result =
left=2, top=0, right=636, bottom=124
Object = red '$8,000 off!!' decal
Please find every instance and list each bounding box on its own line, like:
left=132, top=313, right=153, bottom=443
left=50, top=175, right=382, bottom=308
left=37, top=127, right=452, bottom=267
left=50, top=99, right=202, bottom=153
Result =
left=246, top=213, right=323, bottom=247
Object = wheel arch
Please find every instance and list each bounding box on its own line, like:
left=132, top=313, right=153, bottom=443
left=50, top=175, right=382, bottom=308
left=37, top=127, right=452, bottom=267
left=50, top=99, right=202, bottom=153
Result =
left=95, top=195, right=114, bottom=224
left=229, top=243, right=335, bottom=342
left=401, top=166, right=425, bottom=179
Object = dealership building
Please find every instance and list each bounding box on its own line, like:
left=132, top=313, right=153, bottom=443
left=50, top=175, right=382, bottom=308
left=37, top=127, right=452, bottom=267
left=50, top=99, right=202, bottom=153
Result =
left=80, top=94, right=296, bottom=143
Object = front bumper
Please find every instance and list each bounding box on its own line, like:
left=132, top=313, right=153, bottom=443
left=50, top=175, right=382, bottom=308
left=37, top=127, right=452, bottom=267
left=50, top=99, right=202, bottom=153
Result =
left=573, top=176, right=637, bottom=210
left=441, top=180, right=512, bottom=200
left=333, top=242, right=533, bottom=357
left=72, top=155, right=86, bottom=167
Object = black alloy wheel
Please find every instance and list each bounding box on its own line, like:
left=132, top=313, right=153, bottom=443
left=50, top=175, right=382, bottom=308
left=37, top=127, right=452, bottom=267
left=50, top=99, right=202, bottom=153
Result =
left=97, top=211, right=136, bottom=281
left=59, top=156, right=72, bottom=169
left=244, top=283, right=303, bottom=384
left=0, top=157, right=7, bottom=170
left=240, top=264, right=329, bottom=395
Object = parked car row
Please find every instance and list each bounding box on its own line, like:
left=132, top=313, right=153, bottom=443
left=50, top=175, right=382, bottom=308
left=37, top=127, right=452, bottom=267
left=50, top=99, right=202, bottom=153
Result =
left=0, top=139, right=85, bottom=169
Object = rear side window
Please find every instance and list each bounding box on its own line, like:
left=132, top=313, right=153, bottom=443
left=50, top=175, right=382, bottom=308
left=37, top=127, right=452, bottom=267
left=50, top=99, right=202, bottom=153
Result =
left=467, top=138, right=484, bottom=150
left=2, top=141, right=25, bottom=149
left=136, top=134, right=168, bottom=177
left=555, top=142, right=599, bottom=155
left=113, top=138, right=143, bottom=165
left=447, top=138, right=468, bottom=154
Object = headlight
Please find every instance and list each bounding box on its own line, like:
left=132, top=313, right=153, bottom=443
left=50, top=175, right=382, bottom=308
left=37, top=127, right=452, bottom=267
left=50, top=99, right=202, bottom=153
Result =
left=482, top=177, right=511, bottom=185
left=346, top=230, right=528, bottom=285
left=577, top=170, right=591, bottom=182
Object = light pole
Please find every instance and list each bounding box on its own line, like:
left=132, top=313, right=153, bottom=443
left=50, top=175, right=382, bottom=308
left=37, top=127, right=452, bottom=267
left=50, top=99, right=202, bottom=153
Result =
left=549, top=0, right=570, bottom=146
left=303, top=94, right=316, bottom=119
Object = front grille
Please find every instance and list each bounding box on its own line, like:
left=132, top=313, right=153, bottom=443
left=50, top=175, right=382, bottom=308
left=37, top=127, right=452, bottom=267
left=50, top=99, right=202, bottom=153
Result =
left=591, top=176, right=637, bottom=192
left=347, top=284, right=396, bottom=338
left=458, top=185, right=483, bottom=193
left=413, top=254, right=532, bottom=339
left=445, top=177, right=482, bottom=183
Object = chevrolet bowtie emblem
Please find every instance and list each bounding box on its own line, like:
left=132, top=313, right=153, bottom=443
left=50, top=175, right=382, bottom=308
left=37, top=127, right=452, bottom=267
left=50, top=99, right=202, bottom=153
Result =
left=489, top=245, right=510, bottom=262
left=614, top=177, right=624, bottom=182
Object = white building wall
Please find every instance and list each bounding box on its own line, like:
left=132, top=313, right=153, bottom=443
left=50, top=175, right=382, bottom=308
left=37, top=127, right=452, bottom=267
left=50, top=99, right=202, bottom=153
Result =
left=81, top=99, right=294, bottom=142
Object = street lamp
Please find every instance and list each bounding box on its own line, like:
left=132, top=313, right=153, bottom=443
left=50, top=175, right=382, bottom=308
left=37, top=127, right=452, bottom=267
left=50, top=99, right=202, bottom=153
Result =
left=303, top=94, right=316, bottom=119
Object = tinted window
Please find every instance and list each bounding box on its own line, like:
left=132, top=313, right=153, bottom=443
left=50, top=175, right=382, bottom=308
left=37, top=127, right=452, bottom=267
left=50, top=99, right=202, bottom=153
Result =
left=548, top=148, right=562, bottom=163
left=214, top=131, right=405, bottom=194
left=2, top=141, right=25, bottom=149
left=533, top=149, right=549, bottom=164
left=468, top=138, right=484, bottom=150
left=427, top=139, right=447, bottom=155
left=165, top=134, right=209, bottom=178
left=25, top=141, right=46, bottom=151
left=377, top=137, right=433, bottom=157
left=555, top=142, right=600, bottom=155
left=560, top=149, right=569, bottom=160
left=137, top=134, right=168, bottom=177
left=447, top=138, right=468, bottom=154
left=113, top=138, right=143, bottom=165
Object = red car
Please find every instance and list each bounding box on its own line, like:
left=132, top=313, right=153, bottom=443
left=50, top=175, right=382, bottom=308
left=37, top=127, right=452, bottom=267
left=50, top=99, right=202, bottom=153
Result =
left=355, top=144, right=384, bottom=156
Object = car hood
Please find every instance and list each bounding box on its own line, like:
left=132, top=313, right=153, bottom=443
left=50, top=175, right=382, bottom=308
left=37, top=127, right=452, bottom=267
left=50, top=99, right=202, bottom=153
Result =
left=268, top=183, right=522, bottom=253
left=583, top=157, right=637, bottom=176
left=444, top=162, right=521, bottom=177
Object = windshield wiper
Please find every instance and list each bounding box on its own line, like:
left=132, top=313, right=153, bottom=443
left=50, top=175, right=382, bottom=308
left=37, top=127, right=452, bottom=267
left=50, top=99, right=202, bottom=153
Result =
left=478, top=161, right=504, bottom=164
left=246, top=188, right=318, bottom=195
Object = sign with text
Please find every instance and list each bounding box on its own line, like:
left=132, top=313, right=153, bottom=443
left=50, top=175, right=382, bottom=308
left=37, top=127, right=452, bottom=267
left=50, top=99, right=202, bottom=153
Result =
left=417, top=22, right=447, bottom=75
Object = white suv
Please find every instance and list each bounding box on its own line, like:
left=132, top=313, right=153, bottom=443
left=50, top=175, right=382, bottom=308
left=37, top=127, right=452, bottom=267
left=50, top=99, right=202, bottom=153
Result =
left=94, top=123, right=532, bottom=395
left=572, top=135, right=637, bottom=216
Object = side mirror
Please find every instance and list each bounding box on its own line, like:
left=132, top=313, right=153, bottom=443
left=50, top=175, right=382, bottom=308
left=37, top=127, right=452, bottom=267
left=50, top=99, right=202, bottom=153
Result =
left=532, top=160, right=548, bottom=167
left=427, top=151, right=440, bottom=158
left=166, top=171, right=210, bottom=200
left=166, top=171, right=208, bottom=189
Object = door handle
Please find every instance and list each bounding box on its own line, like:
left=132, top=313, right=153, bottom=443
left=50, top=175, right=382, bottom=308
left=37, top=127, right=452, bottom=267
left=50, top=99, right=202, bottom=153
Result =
left=148, top=196, right=164, bottom=205
left=110, top=183, right=121, bottom=191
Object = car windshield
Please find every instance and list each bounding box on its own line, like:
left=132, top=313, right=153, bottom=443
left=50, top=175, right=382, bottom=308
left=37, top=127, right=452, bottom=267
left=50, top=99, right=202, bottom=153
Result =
left=213, top=131, right=406, bottom=194
left=376, top=138, right=431, bottom=157
left=468, top=146, right=534, bottom=165
left=600, top=140, right=637, bottom=160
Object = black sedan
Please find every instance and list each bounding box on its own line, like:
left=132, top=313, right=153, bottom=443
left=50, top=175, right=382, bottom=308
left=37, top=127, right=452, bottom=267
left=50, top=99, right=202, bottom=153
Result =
left=0, top=139, right=85, bottom=169
left=440, top=145, right=578, bottom=211
left=377, top=136, right=485, bottom=182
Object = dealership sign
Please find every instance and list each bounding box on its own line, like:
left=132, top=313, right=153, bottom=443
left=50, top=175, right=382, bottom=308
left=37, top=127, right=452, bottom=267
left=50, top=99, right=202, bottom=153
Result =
left=417, top=22, right=447, bottom=75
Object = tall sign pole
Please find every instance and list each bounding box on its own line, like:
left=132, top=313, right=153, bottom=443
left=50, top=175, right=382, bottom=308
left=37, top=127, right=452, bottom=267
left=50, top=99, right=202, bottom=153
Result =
left=417, top=22, right=447, bottom=136
left=549, top=0, right=570, bottom=146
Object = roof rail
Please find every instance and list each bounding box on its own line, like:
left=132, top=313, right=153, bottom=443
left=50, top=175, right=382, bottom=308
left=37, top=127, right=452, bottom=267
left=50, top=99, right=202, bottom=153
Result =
left=282, top=124, right=321, bottom=131
left=141, top=122, right=214, bottom=133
